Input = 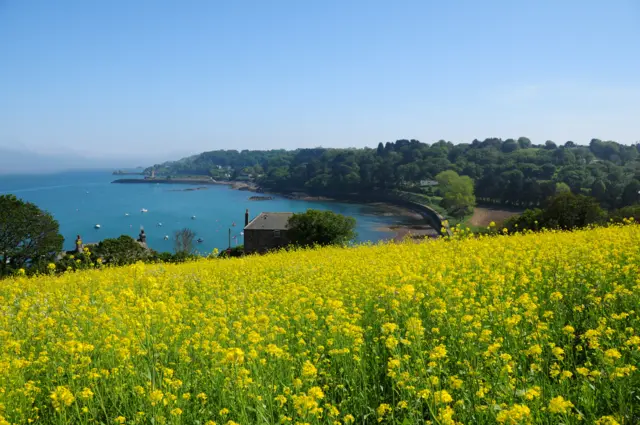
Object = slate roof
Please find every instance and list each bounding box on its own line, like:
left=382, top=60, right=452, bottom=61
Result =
left=244, top=212, right=293, bottom=230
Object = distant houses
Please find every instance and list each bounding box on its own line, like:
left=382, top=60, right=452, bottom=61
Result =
left=243, top=212, right=293, bottom=254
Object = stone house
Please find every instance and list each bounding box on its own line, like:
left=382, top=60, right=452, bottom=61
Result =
left=243, top=212, right=293, bottom=254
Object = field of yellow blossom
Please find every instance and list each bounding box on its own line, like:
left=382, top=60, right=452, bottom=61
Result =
left=1, top=225, right=639, bottom=425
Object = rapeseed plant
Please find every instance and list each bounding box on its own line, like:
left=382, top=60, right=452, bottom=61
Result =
left=0, top=225, right=638, bottom=424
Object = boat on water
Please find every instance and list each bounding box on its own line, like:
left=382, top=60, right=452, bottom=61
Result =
left=197, top=238, right=204, bottom=243
left=191, top=215, right=196, bottom=220
left=157, top=222, right=163, bottom=227
left=141, top=208, right=148, bottom=213
left=94, top=224, right=101, bottom=229
left=164, top=235, right=169, bottom=240
left=125, top=213, right=130, bottom=216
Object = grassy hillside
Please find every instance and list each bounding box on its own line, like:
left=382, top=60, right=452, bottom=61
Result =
left=1, top=226, right=639, bottom=424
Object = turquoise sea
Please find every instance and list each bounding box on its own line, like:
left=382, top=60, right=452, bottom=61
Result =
left=0, top=170, right=403, bottom=253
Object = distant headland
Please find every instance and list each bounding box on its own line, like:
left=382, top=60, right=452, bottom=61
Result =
left=112, top=170, right=144, bottom=175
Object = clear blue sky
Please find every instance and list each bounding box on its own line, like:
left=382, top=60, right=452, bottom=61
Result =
left=1, top=0, right=639, bottom=161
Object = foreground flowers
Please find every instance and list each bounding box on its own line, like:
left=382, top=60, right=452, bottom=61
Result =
left=0, top=225, right=639, bottom=424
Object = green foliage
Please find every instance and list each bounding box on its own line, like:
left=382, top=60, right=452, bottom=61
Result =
left=505, top=192, right=606, bottom=232
left=218, top=245, right=245, bottom=258
left=609, top=204, right=640, bottom=223
left=287, top=209, right=357, bottom=247
left=621, top=180, right=640, bottom=206
left=93, top=235, right=152, bottom=266
left=154, top=251, right=199, bottom=264
left=0, top=194, right=64, bottom=276
left=555, top=182, right=571, bottom=194
left=148, top=138, right=640, bottom=210
left=435, top=170, right=475, bottom=217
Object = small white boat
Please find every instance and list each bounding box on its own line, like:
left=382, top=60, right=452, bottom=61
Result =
left=94, top=224, right=101, bottom=229
left=125, top=213, right=130, bottom=217
left=191, top=215, right=196, bottom=220
left=164, top=235, right=169, bottom=240
left=141, top=208, right=148, bottom=213
left=157, top=222, right=163, bottom=227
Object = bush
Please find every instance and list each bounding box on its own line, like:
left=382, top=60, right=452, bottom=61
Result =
left=93, top=235, right=152, bottom=266
left=287, top=209, right=357, bottom=247
left=505, top=192, right=605, bottom=232
left=609, top=204, right=640, bottom=223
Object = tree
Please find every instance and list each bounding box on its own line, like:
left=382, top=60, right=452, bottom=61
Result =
left=517, top=137, right=532, bottom=149
left=435, top=171, right=476, bottom=217
left=93, top=235, right=151, bottom=266
left=174, top=228, right=197, bottom=254
left=542, top=192, right=606, bottom=229
left=287, top=209, right=356, bottom=247
left=0, top=195, right=64, bottom=275
left=501, top=139, right=519, bottom=153
left=555, top=182, right=571, bottom=194
left=621, top=180, right=640, bottom=206
left=591, top=180, right=607, bottom=202
left=545, top=140, right=558, bottom=150
left=505, top=193, right=605, bottom=231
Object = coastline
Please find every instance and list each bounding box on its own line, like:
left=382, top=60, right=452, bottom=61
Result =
left=367, top=203, right=439, bottom=241
left=112, top=178, right=440, bottom=240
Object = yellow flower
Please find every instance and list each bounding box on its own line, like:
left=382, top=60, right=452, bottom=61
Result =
left=301, top=360, right=318, bottom=378
left=308, top=386, right=324, bottom=400
left=429, top=344, right=447, bottom=360
left=219, top=408, right=230, bottom=416
left=552, top=346, right=565, bottom=360
left=496, top=404, right=531, bottom=424
left=376, top=403, right=391, bottom=419
left=385, top=335, right=398, bottom=350
left=595, top=416, right=621, bottom=425
left=434, top=390, right=453, bottom=404
left=114, top=417, right=126, bottom=424
left=170, top=408, right=183, bottom=416
left=604, top=348, right=622, bottom=361
left=523, top=386, right=541, bottom=401
left=548, top=396, right=574, bottom=414
left=80, top=387, right=94, bottom=399
left=275, top=394, right=287, bottom=407
left=149, top=390, right=163, bottom=406
left=50, top=386, right=75, bottom=410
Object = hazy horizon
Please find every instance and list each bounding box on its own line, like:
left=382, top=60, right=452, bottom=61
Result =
left=1, top=0, right=639, bottom=162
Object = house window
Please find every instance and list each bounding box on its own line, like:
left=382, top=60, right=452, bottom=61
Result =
left=273, top=230, right=281, bottom=238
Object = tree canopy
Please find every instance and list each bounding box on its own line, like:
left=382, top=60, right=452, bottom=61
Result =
left=505, top=192, right=606, bottom=232
left=287, top=209, right=357, bottom=247
left=148, top=138, right=640, bottom=210
left=0, top=194, right=64, bottom=275
left=435, top=170, right=475, bottom=217
left=93, top=235, right=152, bottom=266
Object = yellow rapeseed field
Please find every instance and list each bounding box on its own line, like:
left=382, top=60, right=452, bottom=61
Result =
left=1, top=226, right=639, bottom=425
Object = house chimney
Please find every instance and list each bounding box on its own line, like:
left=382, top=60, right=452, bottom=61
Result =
left=245, top=209, right=249, bottom=227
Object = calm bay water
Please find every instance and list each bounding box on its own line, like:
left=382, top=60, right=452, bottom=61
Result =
left=0, top=170, right=401, bottom=253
